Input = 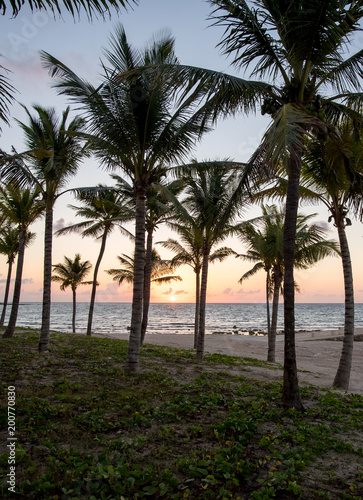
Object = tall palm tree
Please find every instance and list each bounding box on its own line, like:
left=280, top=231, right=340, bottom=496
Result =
left=0, top=225, right=35, bottom=327
left=155, top=0, right=363, bottom=408
left=0, top=226, right=20, bottom=327
left=112, top=172, right=183, bottom=345
left=237, top=205, right=340, bottom=362
left=168, top=163, right=247, bottom=361
left=1, top=106, right=88, bottom=351
left=55, top=186, right=134, bottom=335
left=301, top=126, right=363, bottom=389
left=52, top=254, right=92, bottom=333
left=0, top=183, right=44, bottom=338
left=158, top=223, right=234, bottom=350
left=157, top=225, right=203, bottom=349
left=41, top=25, right=212, bottom=371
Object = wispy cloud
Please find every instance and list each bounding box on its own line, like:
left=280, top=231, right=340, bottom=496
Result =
left=53, top=218, right=79, bottom=233
left=22, top=278, right=34, bottom=285
left=161, top=288, right=188, bottom=296
left=0, top=278, right=34, bottom=284
left=236, top=288, right=260, bottom=295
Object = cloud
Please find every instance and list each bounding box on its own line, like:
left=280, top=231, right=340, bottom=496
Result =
left=22, top=278, right=34, bottom=285
left=53, top=218, right=66, bottom=232
left=53, top=218, right=78, bottom=233
left=161, top=288, right=187, bottom=296
left=223, top=287, right=233, bottom=295
left=0, top=278, right=33, bottom=284
left=96, top=283, right=125, bottom=296
left=314, top=220, right=330, bottom=230
left=236, top=288, right=260, bottom=295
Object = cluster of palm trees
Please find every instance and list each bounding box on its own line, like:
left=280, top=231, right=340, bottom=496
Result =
left=236, top=206, right=340, bottom=363
left=2, top=1, right=363, bottom=410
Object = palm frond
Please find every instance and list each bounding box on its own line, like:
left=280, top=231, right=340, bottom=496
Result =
left=0, top=61, right=17, bottom=131
left=0, top=0, right=136, bottom=18
left=238, top=262, right=264, bottom=284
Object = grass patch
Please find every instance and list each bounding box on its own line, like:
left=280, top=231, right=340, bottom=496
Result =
left=0, top=329, right=362, bottom=499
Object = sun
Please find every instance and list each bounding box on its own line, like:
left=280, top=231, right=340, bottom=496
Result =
left=170, top=296, right=176, bottom=302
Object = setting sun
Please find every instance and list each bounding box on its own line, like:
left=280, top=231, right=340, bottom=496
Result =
left=170, top=296, right=176, bottom=302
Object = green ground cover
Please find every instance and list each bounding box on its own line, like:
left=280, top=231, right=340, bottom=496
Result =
left=0, top=329, right=362, bottom=499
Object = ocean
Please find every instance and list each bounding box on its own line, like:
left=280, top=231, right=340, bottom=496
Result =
left=3, top=302, right=363, bottom=336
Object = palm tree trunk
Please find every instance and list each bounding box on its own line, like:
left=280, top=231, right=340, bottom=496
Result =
left=265, top=269, right=271, bottom=340
left=39, top=205, right=53, bottom=352
left=268, top=267, right=281, bottom=363
left=0, top=257, right=14, bottom=327
left=3, top=230, right=25, bottom=338
left=72, top=287, right=76, bottom=334
left=194, top=269, right=200, bottom=349
left=333, top=223, right=354, bottom=389
left=141, top=227, right=153, bottom=346
left=125, top=186, right=146, bottom=372
left=281, top=153, right=304, bottom=410
left=196, top=247, right=210, bottom=361
left=87, top=228, right=108, bottom=336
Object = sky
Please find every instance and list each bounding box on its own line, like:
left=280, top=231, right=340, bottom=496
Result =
left=0, top=0, right=362, bottom=304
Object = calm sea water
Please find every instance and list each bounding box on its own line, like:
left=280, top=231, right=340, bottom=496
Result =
left=4, top=302, right=363, bottom=335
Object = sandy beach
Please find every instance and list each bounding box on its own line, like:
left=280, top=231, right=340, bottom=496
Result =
left=99, top=328, right=363, bottom=396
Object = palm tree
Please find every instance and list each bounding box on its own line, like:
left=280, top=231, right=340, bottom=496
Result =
left=0, top=226, right=19, bottom=327
left=168, top=163, right=247, bottom=361
left=0, top=225, right=35, bottom=327
left=41, top=25, right=212, bottom=371
left=237, top=205, right=340, bottom=362
left=112, top=172, right=183, bottom=345
left=235, top=218, right=274, bottom=346
left=157, top=225, right=203, bottom=349
left=0, top=183, right=44, bottom=338
left=158, top=222, right=234, bottom=350
left=155, top=0, right=363, bottom=408
left=52, top=254, right=92, bottom=333
left=1, top=106, right=88, bottom=351
left=301, top=126, right=363, bottom=389
left=55, top=186, right=134, bottom=335
left=106, top=249, right=182, bottom=297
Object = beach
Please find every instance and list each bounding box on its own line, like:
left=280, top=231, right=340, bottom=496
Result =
left=99, top=328, right=363, bottom=396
